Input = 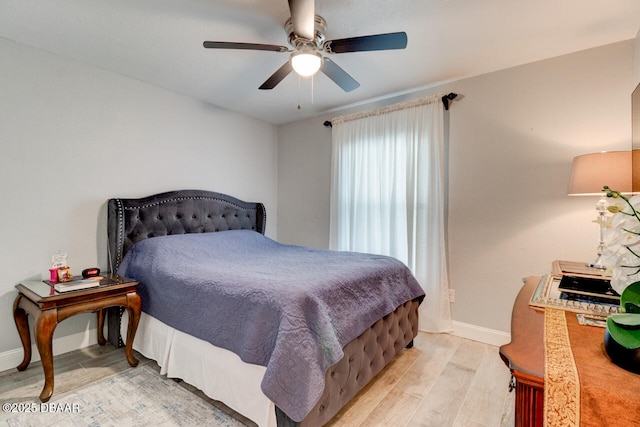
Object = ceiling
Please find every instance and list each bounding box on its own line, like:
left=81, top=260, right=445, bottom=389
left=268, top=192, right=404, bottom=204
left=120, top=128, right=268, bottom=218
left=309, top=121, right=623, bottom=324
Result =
left=1, top=0, right=639, bottom=125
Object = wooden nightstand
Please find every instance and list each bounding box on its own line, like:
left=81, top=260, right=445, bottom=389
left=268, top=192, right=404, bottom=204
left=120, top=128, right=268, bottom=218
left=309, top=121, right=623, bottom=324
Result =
left=12, top=274, right=141, bottom=402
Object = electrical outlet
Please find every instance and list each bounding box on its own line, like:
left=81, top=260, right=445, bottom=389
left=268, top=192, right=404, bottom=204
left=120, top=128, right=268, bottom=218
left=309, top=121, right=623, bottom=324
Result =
left=449, top=289, right=455, bottom=303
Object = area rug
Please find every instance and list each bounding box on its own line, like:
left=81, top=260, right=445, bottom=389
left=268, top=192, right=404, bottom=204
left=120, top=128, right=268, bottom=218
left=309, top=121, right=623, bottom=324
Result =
left=1, top=364, right=248, bottom=427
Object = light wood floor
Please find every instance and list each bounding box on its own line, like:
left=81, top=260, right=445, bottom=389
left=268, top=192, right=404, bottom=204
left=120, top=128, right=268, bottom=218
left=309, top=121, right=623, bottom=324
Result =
left=0, top=332, right=514, bottom=426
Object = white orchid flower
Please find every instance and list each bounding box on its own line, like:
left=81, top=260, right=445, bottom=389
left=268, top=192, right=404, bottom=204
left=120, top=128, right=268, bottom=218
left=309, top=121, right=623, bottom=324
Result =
left=602, top=189, right=640, bottom=294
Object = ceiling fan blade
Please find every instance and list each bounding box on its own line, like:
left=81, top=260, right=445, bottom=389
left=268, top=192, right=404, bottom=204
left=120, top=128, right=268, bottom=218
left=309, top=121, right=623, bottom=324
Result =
left=203, top=41, right=289, bottom=52
left=324, top=32, right=408, bottom=54
left=259, top=62, right=293, bottom=90
left=321, top=58, right=360, bottom=92
left=288, top=0, right=315, bottom=40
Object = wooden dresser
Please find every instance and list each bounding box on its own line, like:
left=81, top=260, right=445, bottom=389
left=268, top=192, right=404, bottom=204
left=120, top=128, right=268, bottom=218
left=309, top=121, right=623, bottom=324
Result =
left=499, top=277, right=545, bottom=426
left=500, top=274, right=640, bottom=426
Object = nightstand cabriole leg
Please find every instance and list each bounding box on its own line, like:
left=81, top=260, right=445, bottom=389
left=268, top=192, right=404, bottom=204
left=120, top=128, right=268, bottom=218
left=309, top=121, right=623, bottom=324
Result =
left=35, top=309, right=58, bottom=403
left=124, top=292, right=141, bottom=367
left=97, top=309, right=106, bottom=346
left=13, top=295, right=31, bottom=371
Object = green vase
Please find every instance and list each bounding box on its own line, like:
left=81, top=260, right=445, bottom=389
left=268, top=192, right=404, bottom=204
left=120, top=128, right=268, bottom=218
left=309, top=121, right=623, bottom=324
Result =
left=604, top=328, right=640, bottom=375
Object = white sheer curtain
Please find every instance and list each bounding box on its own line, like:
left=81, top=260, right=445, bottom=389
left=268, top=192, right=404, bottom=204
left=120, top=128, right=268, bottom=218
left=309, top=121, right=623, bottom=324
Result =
left=329, top=94, right=452, bottom=332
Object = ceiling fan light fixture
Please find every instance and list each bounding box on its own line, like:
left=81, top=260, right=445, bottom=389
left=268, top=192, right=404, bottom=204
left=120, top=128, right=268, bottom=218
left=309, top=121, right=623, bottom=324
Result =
left=290, top=51, right=322, bottom=76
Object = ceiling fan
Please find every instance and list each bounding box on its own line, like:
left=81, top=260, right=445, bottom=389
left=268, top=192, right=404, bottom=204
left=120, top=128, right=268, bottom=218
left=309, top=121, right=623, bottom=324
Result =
left=203, top=0, right=408, bottom=92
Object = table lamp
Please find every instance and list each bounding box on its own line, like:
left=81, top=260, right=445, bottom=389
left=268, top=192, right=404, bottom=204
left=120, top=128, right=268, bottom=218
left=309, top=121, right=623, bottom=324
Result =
left=568, top=151, right=632, bottom=269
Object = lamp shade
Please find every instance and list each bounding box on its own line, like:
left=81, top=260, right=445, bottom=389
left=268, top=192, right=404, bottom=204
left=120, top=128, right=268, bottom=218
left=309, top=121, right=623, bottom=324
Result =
left=568, top=151, right=632, bottom=196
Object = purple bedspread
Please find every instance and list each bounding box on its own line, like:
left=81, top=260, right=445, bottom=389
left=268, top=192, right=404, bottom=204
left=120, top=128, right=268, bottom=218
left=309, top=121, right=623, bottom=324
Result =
left=117, top=230, right=424, bottom=422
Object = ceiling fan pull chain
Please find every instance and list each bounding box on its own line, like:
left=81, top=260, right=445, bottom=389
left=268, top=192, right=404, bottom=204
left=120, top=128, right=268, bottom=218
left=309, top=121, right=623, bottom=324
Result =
left=297, top=73, right=302, bottom=110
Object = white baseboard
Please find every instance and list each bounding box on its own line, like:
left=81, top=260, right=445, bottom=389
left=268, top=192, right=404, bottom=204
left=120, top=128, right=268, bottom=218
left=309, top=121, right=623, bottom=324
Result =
left=451, top=321, right=511, bottom=347
left=0, top=328, right=98, bottom=373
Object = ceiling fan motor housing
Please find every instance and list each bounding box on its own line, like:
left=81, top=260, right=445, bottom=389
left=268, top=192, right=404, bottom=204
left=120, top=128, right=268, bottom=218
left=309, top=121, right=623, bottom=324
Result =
left=285, top=15, right=326, bottom=50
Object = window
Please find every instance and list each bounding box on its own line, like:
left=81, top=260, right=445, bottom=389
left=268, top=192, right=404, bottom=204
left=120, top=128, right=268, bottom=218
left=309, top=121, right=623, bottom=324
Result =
left=329, top=94, right=452, bottom=332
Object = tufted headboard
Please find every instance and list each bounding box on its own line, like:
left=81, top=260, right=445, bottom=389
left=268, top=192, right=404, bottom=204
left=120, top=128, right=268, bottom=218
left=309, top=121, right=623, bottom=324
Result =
left=107, top=190, right=266, bottom=271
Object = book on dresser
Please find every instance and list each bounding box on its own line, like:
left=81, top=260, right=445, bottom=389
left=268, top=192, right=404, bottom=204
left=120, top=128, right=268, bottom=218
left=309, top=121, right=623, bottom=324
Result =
left=47, top=276, right=104, bottom=293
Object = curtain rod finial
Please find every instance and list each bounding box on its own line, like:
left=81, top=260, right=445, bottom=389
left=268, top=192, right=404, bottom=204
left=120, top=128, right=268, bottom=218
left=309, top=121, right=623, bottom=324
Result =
left=442, top=93, right=458, bottom=110
left=323, top=120, right=332, bottom=128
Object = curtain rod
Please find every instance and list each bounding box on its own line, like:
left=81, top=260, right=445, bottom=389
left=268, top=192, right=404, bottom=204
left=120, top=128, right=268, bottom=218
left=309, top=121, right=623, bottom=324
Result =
left=323, top=92, right=458, bottom=127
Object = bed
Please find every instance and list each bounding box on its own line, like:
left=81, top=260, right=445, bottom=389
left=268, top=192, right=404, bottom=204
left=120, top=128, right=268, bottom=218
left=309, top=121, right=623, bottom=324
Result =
left=107, top=189, right=424, bottom=426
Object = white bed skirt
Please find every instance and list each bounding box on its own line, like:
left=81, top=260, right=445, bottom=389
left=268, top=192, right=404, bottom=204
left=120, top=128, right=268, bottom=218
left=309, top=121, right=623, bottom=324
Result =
left=121, top=311, right=276, bottom=427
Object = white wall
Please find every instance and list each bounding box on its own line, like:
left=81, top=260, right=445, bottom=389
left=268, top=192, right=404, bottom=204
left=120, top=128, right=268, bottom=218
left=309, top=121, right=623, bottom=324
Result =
left=446, top=40, right=633, bottom=333
left=277, top=121, right=333, bottom=249
left=0, top=37, right=278, bottom=364
left=277, top=40, right=635, bottom=338
left=635, top=28, right=640, bottom=84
